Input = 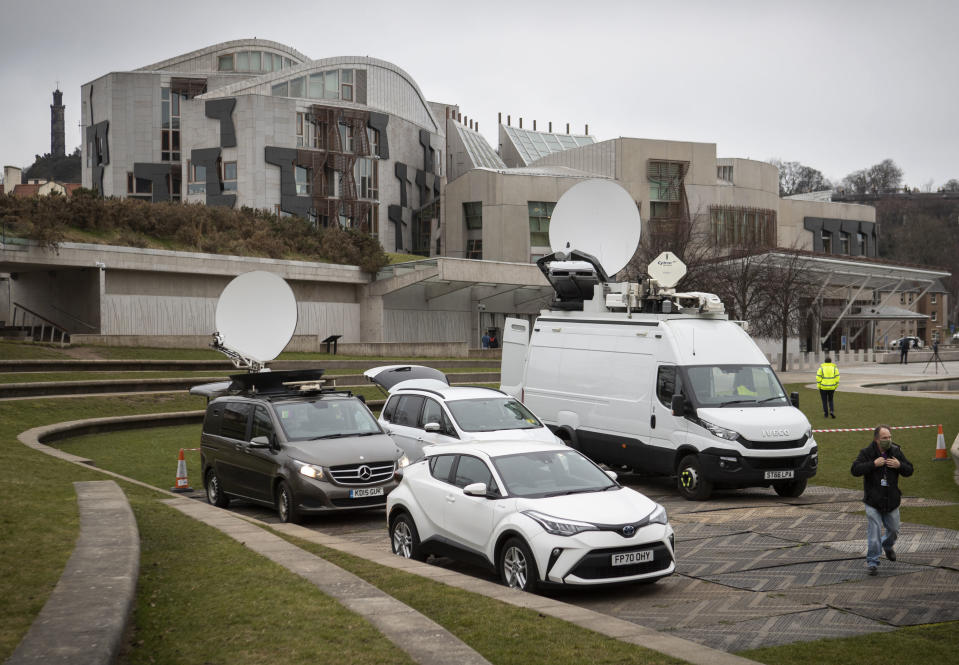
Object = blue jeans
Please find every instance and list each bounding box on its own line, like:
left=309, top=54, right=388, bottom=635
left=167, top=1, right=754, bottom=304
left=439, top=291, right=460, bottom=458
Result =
left=865, top=504, right=900, bottom=566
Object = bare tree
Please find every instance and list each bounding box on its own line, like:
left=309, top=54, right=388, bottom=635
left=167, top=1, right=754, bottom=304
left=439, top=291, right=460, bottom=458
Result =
left=753, top=250, right=818, bottom=371
left=942, top=179, right=959, bottom=192
left=769, top=159, right=832, bottom=197
left=841, top=158, right=904, bottom=194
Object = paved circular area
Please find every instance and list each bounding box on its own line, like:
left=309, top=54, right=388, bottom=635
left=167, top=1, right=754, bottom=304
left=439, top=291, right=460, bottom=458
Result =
left=206, top=476, right=959, bottom=654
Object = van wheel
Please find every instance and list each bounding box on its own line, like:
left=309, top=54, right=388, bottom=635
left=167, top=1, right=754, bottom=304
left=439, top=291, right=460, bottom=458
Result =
left=773, top=478, right=807, bottom=498
left=276, top=480, right=301, bottom=524
left=499, top=537, right=538, bottom=592
left=205, top=468, right=229, bottom=508
left=555, top=429, right=577, bottom=450
left=677, top=455, right=713, bottom=501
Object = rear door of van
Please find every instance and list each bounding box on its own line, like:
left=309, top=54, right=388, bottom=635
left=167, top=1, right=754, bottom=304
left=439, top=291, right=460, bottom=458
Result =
left=500, top=318, right=530, bottom=399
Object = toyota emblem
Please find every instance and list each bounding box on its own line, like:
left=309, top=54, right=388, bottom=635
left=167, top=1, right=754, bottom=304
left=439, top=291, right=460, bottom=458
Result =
left=358, top=465, right=372, bottom=481
left=622, top=525, right=635, bottom=537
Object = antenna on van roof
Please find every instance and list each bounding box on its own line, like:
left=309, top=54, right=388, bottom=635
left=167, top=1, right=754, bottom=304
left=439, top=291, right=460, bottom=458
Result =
left=211, top=271, right=298, bottom=372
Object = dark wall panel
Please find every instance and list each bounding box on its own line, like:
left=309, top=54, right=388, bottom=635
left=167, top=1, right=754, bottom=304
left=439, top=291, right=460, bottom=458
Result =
left=205, top=99, right=237, bottom=148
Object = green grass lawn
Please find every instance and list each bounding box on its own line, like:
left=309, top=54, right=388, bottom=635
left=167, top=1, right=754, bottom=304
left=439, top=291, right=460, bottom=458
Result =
left=0, top=341, right=72, bottom=359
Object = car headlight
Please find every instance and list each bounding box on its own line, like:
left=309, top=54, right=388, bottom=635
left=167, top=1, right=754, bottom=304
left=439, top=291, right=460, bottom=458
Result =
left=701, top=419, right=740, bottom=441
left=296, top=460, right=324, bottom=480
left=397, top=454, right=411, bottom=468
left=647, top=503, right=668, bottom=525
left=523, top=510, right=598, bottom=536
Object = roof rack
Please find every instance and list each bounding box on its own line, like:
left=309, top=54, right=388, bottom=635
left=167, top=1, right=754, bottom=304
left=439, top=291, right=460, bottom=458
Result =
left=227, top=369, right=327, bottom=395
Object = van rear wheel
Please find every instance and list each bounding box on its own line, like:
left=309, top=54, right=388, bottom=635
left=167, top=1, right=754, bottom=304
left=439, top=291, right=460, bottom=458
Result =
left=773, top=478, right=807, bottom=498
left=677, top=455, right=713, bottom=501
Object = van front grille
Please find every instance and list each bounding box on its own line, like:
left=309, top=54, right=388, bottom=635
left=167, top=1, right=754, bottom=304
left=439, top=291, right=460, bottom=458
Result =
left=328, top=461, right=395, bottom=486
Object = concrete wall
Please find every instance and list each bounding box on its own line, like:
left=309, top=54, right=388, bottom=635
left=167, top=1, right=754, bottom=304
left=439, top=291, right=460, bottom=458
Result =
left=8, top=267, right=100, bottom=333
left=778, top=198, right=875, bottom=249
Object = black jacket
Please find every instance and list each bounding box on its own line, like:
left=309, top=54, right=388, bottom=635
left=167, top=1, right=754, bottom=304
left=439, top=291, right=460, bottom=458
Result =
left=850, top=441, right=914, bottom=513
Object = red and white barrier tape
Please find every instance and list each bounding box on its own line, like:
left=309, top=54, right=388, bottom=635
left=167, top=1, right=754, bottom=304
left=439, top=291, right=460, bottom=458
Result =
left=813, top=424, right=939, bottom=433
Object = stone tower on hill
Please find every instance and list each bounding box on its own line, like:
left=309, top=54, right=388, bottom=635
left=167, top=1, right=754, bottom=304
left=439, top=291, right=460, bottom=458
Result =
left=51, top=88, right=65, bottom=157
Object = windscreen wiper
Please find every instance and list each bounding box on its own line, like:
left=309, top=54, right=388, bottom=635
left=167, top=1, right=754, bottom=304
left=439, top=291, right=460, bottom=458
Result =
left=756, top=396, right=786, bottom=404
left=718, top=398, right=755, bottom=407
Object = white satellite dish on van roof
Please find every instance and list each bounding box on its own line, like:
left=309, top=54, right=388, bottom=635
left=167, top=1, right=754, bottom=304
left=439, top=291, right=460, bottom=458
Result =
left=214, top=271, right=297, bottom=370
left=548, top=179, right=641, bottom=276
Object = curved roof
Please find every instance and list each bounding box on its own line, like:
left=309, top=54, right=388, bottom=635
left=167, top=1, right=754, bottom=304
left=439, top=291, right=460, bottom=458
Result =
left=502, top=125, right=595, bottom=166
left=136, top=39, right=309, bottom=72
left=200, top=55, right=439, bottom=132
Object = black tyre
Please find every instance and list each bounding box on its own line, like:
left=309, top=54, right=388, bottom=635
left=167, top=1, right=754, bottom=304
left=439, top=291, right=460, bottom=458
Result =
left=276, top=480, right=300, bottom=524
left=677, top=455, right=713, bottom=501
left=390, top=513, right=424, bottom=561
left=499, top=537, right=539, bottom=592
left=773, top=477, right=808, bottom=498
left=205, top=468, right=230, bottom=508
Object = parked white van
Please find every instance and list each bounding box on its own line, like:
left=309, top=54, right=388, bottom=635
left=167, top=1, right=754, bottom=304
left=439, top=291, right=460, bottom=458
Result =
left=500, top=257, right=818, bottom=500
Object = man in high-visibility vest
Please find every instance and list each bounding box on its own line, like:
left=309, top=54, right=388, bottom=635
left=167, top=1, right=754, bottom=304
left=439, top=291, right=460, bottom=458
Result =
left=816, top=356, right=840, bottom=418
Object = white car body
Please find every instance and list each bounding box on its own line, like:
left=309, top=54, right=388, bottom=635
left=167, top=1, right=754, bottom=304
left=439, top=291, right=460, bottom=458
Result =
left=387, top=440, right=675, bottom=591
left=364, top=365, right=563, bottom=460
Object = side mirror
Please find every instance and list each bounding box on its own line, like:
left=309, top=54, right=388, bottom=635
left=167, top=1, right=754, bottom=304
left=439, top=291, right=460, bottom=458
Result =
left=249, top=435, right=271, bottom=449
left=790, top=392, right=799, bottom=407
left=423, top=422, right=441, bottom=433
left=604, top=469, right=618, bottom=481
left=463, top=482, right=489, bottom=498
left=670, top=394, right=686, bottom=416
left=357, top=394, right=366, bottom=404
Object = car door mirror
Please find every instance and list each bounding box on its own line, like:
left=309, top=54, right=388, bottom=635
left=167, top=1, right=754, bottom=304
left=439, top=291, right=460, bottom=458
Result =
left=424, top=422, right=441, bottom=433
left=604, top=469, right=618, bottom=481
left=463, top=482, right=489, bottom=497
left=790, top=391, right=799, bottom=407
left=670, top=394, right=686, bottom=416
left=249, top=435, right=271, bottom=448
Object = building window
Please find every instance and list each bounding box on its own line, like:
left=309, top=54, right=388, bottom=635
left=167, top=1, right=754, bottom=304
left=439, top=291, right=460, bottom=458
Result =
left=161, top=88, right=183, bottom=162
left=356, top=158, right=378, bottom=199
left=648, top=160, right=686, bottom=202
left=464, top=202, right=482, bottom=230
left=271, top=81, right=288, bottom=97
left=341, top=69, right=353, bottom=101
left=222, top=161, right=237, bottom=192
left=127, top=173, right=152, bottom=197
left=528, top=201, right=555, bottom=248
left=821, top=230, right=832, bottom=253
left=188, top=161, right=206, bottom=194
left=217, top=54, right=234, bottom=71
left=466, top=238, right=483, bottom=260
left=931, top=293, right=937, bottom=304
left=857, top=231, right=867, bottom=254
left=296, top=112, right=306, bottom=147
left=295, top=166, right=311, bottom=195
left=219, top=51, right=293, bottom=73
left=839, top=231, right=850, bottom=255
left=368, top=127, right=380, bottom=157
left=900, top=293, right=905, bottom=304
left=931, top=311, right=937, bottom=321
left=710, top=206, right=777, bottom=247
left=338, top=122, right=354, bottom=153
left=717, top=165, right=733, bottom=183
left=288, top=76, right=305, bottom=98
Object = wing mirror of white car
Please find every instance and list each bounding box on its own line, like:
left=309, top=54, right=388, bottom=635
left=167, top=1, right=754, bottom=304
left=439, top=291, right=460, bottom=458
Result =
left=423, top=422, right=442, bottom=433
left=248, top=435, right=271, bottom=449
left=604, top=469, right=618, bottom=481
left=463, top=482, right=490, bottom=497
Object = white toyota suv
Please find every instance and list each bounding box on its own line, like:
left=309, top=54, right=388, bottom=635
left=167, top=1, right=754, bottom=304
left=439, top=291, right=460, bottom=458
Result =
left=364, top=365, right=562, bottom=460
left=387, top=439, right=675, bottom=592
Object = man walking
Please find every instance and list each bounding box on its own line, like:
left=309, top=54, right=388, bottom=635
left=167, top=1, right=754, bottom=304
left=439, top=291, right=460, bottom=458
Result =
left=900, top=339, right=909, bottom=364
left=816, top=356, right=839, bottom=418
left=850, top=425, right=914, bottom=575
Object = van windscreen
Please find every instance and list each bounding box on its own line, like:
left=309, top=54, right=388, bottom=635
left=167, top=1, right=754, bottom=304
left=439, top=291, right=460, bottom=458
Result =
left=684, top=365, right=787, bottom=407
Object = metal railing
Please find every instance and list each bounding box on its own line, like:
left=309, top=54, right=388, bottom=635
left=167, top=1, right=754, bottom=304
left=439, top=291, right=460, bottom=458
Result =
left=10, top=302, right=69, bottom=345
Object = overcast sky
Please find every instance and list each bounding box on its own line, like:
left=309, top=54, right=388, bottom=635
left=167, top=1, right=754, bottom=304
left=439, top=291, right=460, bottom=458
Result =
left=1, top=0, right=956, bottom=188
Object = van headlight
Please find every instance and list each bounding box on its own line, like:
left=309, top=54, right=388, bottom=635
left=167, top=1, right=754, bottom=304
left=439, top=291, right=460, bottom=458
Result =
left=523, top=510, right=598, bottom=536
left=647, top=503, right=668, bottom=525
left=296, top=460, right=324, bottom=480
left=700, top=419, right=740, bottom=441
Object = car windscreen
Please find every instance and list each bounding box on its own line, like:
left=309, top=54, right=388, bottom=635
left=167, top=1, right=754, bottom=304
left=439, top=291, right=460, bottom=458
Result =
left=491, top=449, right=616, bottom=498
left=445, top=398, right=542, bottom=432
left=274, top=398, right=382, bottom=442
left=683, top=364, right=788, bottom=407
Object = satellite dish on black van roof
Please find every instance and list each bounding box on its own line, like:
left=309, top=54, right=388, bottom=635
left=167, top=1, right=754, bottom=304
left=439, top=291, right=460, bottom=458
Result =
left=213, top=271, right=297, bottom=371
left=548, top=179, right=641, bottom=276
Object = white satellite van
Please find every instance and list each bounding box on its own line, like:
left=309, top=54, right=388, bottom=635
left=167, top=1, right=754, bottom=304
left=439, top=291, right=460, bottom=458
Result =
left=499, top=180, right=817, bottom=500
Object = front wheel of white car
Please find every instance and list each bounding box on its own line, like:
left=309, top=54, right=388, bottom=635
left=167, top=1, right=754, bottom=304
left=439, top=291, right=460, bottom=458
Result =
left=499, top=537, right=538, bottom=592
left=390, top=513, right=424, bottom=561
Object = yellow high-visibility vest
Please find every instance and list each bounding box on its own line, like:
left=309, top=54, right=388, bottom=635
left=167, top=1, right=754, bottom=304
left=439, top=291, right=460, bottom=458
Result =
left=816, top=363, right=840, bottom=391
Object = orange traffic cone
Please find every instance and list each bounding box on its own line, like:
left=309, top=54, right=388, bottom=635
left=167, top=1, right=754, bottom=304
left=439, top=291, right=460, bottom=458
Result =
left=171, top=448, right=193, bottom=492
left=934, top=425, right=948, bottom=461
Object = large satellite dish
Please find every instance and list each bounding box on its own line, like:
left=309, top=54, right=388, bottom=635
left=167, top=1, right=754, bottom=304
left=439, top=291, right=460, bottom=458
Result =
left=214, top=271, right=297, bottom=368
left=548, top=179, right=642, bottom=276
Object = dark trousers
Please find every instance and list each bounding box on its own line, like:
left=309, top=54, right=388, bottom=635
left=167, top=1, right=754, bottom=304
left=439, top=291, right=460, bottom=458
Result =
left=819, top=389, right=835, bottom=416
left=900, top=349, right=908, bottom=364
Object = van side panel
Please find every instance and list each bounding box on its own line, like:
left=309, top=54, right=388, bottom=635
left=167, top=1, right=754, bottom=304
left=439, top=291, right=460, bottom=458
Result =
left=523, top=322, right=654, bottom=466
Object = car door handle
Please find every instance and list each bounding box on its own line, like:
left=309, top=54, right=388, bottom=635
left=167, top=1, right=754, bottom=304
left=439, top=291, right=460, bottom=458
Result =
left=445, top=494, right=456, bottom=503
left=651, top=414, right=656, bottom=429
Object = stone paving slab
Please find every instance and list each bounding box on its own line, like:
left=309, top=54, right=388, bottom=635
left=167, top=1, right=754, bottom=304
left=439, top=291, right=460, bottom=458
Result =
left=818, top=524, right=959, bottom=554
left=701, top=558, right=927, bottom=592
left=671, top=607, right=896, bottom=653
left=782, top=567, right=959, bottom=605
left=671, top=521, right=749, bottom=542
left=678, top=543, right=858, bottom=577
